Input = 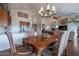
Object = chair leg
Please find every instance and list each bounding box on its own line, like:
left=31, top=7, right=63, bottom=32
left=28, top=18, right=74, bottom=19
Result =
left=62, top=49, right=67, bottom=56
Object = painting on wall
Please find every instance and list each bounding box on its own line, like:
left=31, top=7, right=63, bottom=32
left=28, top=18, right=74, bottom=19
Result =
left=20, top=21, right=30, bottom=32
left=18, top=12, right=28, bottom=18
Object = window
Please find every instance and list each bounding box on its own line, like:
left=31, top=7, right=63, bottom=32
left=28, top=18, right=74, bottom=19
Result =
left=20, top=21, right=30, bottom=32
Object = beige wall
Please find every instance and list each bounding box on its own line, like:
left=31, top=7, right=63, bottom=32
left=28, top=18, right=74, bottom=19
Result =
left=10, top=8, right=33, bottom=33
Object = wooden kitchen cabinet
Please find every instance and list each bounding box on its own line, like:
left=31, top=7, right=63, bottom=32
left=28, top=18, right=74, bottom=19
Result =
left=0, top=10, right=9, bottom=27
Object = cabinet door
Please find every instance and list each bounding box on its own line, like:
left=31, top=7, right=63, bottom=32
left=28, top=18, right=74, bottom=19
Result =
left=0, top=10, right=8, bottom=27
left=59, top=18, right=68, bottom=26
left=51, top=20, right=58, bottom=29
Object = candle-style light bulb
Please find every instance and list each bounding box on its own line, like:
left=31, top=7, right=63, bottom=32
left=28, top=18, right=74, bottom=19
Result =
left=52, top=6, right=56, bottom=12
left=46, top=4, right=50, bottom=11
left=40, top=7, right=44, bottom=12
left=39, top=10, right=41, bottom=14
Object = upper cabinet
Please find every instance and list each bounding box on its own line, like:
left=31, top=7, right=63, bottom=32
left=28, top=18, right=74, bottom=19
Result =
left=58, top=18, right=68, bottom=30
left=59, top=18, right=68, bottom=26
left=50, top=20, right=58, bottom=29
left=0, top=10, right=9, bottom=27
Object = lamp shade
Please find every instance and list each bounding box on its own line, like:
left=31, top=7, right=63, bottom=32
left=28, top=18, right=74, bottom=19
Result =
left=40, top=7, right=44, bottom=12
left=46, top=4, right=50, bottom=11
left=39, top=10, right=41, bottom=14
left=52, top=6, right=56, bottom=11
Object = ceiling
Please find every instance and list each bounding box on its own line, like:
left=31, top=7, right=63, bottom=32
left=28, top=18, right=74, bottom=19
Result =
left=8, top=3, right=79, bottom=18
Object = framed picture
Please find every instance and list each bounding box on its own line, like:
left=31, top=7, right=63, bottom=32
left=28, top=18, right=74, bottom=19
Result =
left=18, top=12, right=28, bottom=18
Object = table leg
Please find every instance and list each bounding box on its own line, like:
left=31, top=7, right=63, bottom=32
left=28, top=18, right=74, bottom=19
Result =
left=36, top=48, right=44, bottom=56
left=37, top=50, right=42, bottom=56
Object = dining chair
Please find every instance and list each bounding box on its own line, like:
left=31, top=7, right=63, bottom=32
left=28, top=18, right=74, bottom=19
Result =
left=68, top=31, right=75, bottom=41
left=57, top=31, right=70, bottom=56
left=5, top=31, right=32, bottom=56
left=48, top=29, right=62, bottom=56
left=51, top=31, right=70, bottom=56
left=0, top=34, right=10, bottom=56
left=65, top=31, right=75, bottom=56
left=48, top=29, right=61, bottom=56
left=58, top=31, right=75, bottom=56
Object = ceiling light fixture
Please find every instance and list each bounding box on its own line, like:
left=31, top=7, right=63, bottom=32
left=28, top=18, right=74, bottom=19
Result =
left=39, top=4, right=56, bottom=18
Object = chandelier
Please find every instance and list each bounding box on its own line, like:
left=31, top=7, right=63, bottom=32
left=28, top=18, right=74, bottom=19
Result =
left=39, top=4, right=56, bottom=18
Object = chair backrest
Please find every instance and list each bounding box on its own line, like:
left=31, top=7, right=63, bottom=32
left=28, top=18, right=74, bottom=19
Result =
left=58, top=31, right=69, bottom=56
left=65, top=31, right=75, bottom=56
left=68, top=31, right=75, bottom=41
left=5, top=31, right=16, bottom=55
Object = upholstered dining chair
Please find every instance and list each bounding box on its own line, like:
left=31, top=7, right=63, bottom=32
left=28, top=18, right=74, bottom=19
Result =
left=47, top=29, right=62, bottom=56
left=57, top=31, right=70, bottom=56
left=51, top=31, right=70, bottom=56
left=5, top=31, right=32, bottom=56
left=65, top=31, right=75, bottom=56
left=58, top=31, right=75, bottom=56
left=68, top=31, right=75, bottom=41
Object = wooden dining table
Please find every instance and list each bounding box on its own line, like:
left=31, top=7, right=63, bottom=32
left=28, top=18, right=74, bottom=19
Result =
left=23, top=34, right=61, bottom=56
